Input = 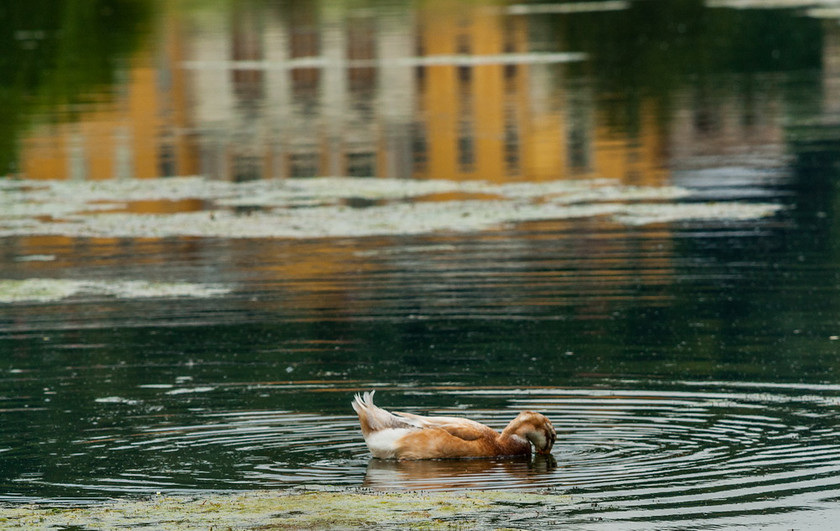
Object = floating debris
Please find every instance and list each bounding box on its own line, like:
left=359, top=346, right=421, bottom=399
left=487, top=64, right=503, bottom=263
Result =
left=165, top=387, right=215, bottom=395
left=94, top=396, right=142, bottom=406
left=13, top=255, right=56, bottom=262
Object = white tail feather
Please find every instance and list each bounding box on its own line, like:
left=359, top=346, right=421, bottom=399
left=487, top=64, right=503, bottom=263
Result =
left=352, top=391, right=418, bottom=432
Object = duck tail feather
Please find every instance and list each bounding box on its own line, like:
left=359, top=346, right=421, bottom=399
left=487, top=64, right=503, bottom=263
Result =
left=351, top=390, right=416, bottom=434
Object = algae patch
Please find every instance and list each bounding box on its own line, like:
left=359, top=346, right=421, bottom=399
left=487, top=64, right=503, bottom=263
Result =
left=613, top=202, right=783, bottom=225
left=0, top=176, right=782, bottom=240
left=0, top=488, right=572, bottom=530
left=0, top=279, right=231, bottom=303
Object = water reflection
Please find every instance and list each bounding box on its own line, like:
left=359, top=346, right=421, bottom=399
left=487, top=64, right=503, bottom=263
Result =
left=5, top=1, right=840, bottom=529
left=7, top=381, right=840, bottom=527
left=16, top=0, right=591, bottom=182
left=0, top=0, right=152, bottom=175
left=364, top=454, right=557, bottom=490
left=12, top=0, right=826, bottom=185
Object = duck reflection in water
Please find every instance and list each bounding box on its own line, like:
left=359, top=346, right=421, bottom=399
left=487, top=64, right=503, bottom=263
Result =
left=363, top=453, right=557, bottom=490
left=352, top=391, right=556, bottom=460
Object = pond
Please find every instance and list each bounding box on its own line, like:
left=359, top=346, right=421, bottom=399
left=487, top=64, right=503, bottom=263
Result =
left=2, top=0, right=840, bottom=528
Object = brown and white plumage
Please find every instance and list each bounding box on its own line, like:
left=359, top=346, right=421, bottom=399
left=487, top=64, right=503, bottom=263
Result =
left=352, top=391, right=556, bottom=460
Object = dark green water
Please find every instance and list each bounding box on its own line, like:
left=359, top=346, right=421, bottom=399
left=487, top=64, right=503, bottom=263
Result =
left=3, top=1, right=840, bottom=529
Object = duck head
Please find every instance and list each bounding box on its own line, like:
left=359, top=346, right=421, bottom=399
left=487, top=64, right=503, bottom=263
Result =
left=503, top=411, right=556, bottom=455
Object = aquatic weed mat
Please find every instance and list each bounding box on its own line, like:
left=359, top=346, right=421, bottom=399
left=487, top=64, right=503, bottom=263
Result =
left=0, top=487, right=573, bottom=530
left=0, top=176, right=782, bottom=240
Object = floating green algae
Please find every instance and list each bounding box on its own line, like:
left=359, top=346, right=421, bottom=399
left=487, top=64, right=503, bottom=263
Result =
left=0, top=487, right=573, bottom=530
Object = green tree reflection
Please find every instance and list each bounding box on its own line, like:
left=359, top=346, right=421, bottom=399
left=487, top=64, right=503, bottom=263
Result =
left=0, top=0, right=151, bottom=174
left=559, top=0, right=823, bottom=133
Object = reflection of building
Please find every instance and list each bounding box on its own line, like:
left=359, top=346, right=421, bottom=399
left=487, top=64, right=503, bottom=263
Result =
left=414, top=3, right=563, bottom=183
left=182, top=1, right=668, bottom=184
left=15, top=1, right=815, bottom=320
left=16, top=1, right=828, bottom=187
left=185, top=2, right=407, bottom=181
left=16, top=1, right=672, bottom=186
left=668, top=78, right=786, bottom=171
left=19, top=8, right=196, bottom=182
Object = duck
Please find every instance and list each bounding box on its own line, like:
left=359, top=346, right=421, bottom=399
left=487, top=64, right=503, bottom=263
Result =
left=352, top=391, right=556, bottom=460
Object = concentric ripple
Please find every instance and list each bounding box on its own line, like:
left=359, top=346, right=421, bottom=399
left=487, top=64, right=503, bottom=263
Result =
left=12, top=384, right=833, bottom=527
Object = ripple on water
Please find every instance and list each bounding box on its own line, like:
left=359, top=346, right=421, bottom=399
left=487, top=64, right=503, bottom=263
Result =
left=10, top=384, right=840, bottom=527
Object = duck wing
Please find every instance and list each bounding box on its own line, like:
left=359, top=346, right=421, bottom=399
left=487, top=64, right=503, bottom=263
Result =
left=389, top=412, right=506, bottom=459
left=393, top=411, right=494, bottom=441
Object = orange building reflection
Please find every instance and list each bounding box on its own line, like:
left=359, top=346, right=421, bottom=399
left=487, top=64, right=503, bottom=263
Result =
left=15, top=1, right=673, bottom=187
left=7, top=1, right=684, bottom=319
left=19, top=7, right=196, bottom=185
left=16, top=0, right=806, bottom=318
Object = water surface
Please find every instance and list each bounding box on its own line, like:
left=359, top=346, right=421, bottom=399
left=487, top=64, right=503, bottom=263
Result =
left=2, top=0, right=840, bottom=529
